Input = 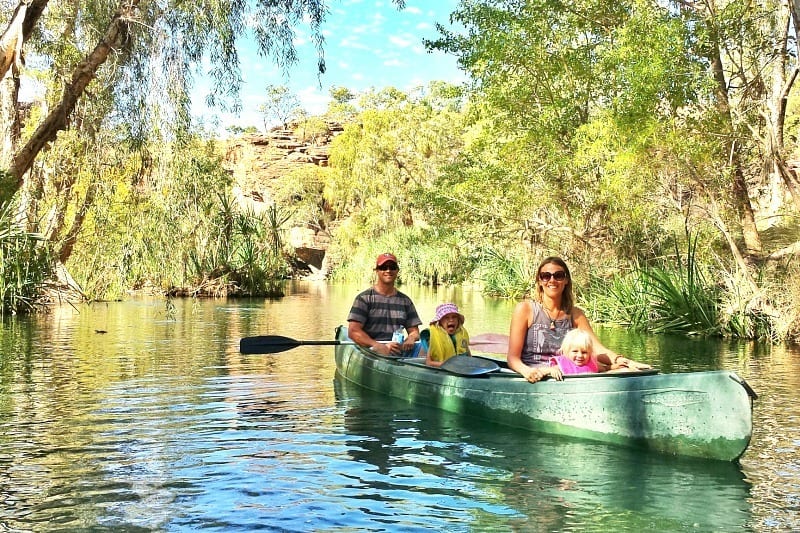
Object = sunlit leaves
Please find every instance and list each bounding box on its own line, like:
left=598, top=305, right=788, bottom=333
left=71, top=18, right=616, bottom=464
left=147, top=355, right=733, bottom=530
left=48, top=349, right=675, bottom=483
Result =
left=325, top=84, right=466, bottom=240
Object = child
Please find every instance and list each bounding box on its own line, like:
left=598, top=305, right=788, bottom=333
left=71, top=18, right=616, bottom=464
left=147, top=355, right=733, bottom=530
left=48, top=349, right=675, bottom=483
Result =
left=549, top=328, right=599, bottom=377
left=423, top=303, right=471, bottom=367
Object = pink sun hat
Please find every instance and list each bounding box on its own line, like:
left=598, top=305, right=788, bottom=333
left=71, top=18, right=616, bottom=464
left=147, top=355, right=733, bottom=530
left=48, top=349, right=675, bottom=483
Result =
left=431, top=303, right=465, bottom=325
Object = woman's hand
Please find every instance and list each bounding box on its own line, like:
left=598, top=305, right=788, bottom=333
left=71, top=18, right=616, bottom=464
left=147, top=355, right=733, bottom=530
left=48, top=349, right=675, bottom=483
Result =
left=524, top=366, right=562, bottom=383
left=611, top=355, right=651, bottom=370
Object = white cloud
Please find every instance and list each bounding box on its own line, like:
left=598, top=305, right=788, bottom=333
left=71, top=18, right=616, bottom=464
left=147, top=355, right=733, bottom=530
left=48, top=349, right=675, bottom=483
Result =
left=339, top=35, right=370, bottom=50
left=296, top=85, right=331, bottom=114
left=388, top=34, right=414, bottom=48
left=383, top=59, right=403, bottom=67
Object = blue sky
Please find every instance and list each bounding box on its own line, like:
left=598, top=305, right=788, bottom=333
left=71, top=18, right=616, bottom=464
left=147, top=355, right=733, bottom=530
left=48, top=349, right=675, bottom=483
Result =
left=193, top=0, right=466, bottom=133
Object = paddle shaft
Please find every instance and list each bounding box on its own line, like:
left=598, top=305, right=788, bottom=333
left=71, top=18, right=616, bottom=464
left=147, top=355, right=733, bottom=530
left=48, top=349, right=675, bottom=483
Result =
left=239, top=335, right=414, bottom=355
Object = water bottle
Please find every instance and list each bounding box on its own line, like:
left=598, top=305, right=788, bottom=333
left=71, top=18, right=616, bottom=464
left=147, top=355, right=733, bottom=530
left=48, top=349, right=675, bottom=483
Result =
left=392, top=328, right=405, bottom=344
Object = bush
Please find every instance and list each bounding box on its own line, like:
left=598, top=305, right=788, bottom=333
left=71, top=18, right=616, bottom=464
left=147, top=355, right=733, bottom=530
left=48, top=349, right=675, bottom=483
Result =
left=0, top=201, right=55, bottom=314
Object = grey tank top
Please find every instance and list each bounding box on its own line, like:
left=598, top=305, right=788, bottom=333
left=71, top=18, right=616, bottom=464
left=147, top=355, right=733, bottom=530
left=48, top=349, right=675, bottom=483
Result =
left=520, top=301, right=574, bottom=366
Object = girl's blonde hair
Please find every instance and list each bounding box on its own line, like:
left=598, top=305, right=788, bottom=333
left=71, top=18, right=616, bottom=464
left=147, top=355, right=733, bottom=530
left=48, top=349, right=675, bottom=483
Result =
left=560, top=328, right=593, bottom=355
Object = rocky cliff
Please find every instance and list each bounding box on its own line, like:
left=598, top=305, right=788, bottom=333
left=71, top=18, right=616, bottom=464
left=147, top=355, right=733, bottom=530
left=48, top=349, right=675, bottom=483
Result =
left=223, top=121, right=344, bottom=276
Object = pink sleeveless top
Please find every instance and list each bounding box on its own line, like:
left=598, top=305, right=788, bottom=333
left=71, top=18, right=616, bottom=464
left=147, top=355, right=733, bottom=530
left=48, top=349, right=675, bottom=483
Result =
left=549, top=355, right=598, bottom=375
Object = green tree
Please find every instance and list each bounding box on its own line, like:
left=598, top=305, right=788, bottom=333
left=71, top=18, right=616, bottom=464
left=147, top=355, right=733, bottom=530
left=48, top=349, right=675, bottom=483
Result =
left=326, top=84, right=465, bottom=252
left=428, top=0, right=800, bottom=269
left=1, top=0, right=406, bottom=205
left=258, top=84, right=300, bottom=130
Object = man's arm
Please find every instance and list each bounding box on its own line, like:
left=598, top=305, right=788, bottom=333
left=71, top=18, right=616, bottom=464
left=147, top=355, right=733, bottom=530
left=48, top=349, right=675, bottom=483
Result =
left=348, top=320, right=398, bottom=356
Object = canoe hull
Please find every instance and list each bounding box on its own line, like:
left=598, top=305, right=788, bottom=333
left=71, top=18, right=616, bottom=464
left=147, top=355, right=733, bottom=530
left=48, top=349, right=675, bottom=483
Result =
left=334, top=327, right=754, bottom=461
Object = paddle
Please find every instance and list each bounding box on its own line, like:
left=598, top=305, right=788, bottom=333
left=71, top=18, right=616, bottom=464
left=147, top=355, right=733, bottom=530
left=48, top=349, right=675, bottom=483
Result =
left=240, top=335, right=357, bottom=354
left=439, top=355, right=500, bottom=376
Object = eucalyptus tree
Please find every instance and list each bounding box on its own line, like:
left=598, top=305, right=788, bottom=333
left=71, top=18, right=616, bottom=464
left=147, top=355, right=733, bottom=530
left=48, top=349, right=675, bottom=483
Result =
left=429, top=0, right=800, bottom=268
left=0, top=0, right=406, bottom=206
left=326, top=84, right=466, bottom=245
left=0, top=0, right=406, bottom=298
left=427, top=0, right=702, bottom=261
left=258, top=84, right=300, bottom=131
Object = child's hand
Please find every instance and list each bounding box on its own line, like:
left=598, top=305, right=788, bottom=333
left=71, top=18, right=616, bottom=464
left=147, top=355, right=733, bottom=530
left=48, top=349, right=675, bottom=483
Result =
left=547, top=367, right=564, bottom=381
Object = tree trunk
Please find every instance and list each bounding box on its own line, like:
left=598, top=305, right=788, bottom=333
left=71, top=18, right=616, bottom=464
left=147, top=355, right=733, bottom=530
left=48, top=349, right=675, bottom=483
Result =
left=55, top=181, right=96, bottom=264
left=705, top=19, right=763, bottom=258
left=0, top=0, right=50, bottom=165
left=0, top=2, right=26, bottom=83
left=2, top=0, right=138, bottom=205
left=774, top=0, right=800, bottom=212
left=0, top=0, right=49, bottom=80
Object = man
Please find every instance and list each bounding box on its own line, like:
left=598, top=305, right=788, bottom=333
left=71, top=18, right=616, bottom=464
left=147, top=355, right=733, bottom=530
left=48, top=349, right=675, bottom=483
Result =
left=347, top=253, right=422, bottom=356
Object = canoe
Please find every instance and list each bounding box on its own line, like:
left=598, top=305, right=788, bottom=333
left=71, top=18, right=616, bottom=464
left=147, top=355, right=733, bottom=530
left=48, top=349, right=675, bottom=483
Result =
left=333, top=325, right=756, bottom=461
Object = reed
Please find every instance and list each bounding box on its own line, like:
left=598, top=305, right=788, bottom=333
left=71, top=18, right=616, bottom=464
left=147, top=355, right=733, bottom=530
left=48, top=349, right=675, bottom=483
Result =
left=583, top=271, right=650, bottom=328
left=0, top=202, right=54, bottom=314
left=476, top=247, right=535, bottom=299
left=584, top=236, right=720, bottom=335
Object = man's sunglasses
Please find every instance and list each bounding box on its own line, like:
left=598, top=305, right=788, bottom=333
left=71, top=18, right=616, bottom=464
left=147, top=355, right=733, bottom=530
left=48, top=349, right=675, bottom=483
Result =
left=377, top=263, right=399, bottom=271
left=539, top=271, right=567, bottom=281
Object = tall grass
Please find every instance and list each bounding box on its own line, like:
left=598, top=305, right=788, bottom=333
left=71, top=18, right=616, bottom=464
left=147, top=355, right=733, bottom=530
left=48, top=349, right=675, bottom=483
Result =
left=584, top=236, right=720, bottom=335
left=476, top=247, right=535, bottom=299
left=178, top=198, right=290, bottom=297
left=582, top=234, right=787, bottom=340
left=0, top=202, right=55, bottom=314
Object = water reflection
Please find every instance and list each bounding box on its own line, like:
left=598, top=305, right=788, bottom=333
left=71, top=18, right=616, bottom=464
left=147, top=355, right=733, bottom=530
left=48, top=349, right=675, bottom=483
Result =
left=334, top=376, right=752, bottom=531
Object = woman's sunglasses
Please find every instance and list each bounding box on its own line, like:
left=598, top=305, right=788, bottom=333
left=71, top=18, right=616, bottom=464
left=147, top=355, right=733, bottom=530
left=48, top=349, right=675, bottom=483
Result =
left=539, top=271, right=567, bottom=281
left=377, top=263, right=399, bottom=271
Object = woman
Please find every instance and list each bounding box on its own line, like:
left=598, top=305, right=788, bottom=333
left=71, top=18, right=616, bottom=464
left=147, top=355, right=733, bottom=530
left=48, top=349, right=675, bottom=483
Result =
left=507, top=256, right=650, bottom=383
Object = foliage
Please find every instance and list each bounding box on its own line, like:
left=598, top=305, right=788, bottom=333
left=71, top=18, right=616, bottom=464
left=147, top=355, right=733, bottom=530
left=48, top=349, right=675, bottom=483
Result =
left=5, top=0, right=800, bottom=346
left=292, top=116, right=329, bottom=144
left=475, top=247, right=536, bottom=299
left=258, top=85, right=301, bottom=130
left=0, top=201, right=54, bottom=314
left=325, top=84, right=466, bottom=241
left=586, top=262, right=720, bottom=336
left=64, top=136, right=288, bottom=298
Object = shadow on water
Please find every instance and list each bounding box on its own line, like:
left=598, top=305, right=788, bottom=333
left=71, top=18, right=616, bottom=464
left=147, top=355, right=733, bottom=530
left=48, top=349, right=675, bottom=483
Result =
left=333, top=375, right=753, bottom=532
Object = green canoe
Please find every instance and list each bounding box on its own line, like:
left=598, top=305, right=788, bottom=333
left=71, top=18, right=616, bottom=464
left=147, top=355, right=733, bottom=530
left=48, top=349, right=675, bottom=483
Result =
left=333, top=326, right=756, bottom=461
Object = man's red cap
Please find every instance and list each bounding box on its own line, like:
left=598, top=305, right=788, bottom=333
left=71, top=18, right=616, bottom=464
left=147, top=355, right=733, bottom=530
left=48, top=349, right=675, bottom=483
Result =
left=376, top=253, right=398, bottom=267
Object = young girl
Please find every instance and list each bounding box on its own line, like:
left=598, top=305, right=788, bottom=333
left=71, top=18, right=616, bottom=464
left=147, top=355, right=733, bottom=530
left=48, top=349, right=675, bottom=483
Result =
left=549, top=328, right=599, bottom=378
left=424, top=303, right=471, bottom=367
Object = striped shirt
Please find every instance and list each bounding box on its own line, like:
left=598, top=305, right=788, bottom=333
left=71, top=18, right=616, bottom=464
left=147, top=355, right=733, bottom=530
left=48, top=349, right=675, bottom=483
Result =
left=347, top=288, right=422, bottom=341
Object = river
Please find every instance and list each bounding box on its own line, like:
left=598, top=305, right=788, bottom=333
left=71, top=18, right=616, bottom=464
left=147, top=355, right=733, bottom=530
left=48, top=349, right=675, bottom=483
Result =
left=0, top=281, right=797, bottom=531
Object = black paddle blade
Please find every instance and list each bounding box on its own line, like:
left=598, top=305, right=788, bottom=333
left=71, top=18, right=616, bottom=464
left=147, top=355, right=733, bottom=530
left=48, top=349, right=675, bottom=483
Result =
left=239, top=336, right=353, bottom=354
left=240, top=335, right=302, bottom=354
left=440, top=355, right=500, bottom=376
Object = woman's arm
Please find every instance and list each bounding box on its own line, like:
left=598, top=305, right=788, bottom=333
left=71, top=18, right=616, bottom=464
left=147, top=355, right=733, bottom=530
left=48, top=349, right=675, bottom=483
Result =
left=571, top=308, right=651, bottom=370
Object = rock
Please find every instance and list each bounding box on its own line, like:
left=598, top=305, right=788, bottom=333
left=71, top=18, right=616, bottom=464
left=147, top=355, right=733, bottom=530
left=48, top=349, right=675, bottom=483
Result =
left=225, top=119, right=341, bottom=277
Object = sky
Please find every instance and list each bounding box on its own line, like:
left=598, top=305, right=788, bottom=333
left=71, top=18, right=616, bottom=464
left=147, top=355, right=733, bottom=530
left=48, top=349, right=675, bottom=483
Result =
left=192, top=0, right=466, bottom=133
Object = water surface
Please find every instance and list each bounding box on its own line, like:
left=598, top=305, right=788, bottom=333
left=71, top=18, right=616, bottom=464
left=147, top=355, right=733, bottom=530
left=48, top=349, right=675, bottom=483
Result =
left=1, top=282, right=797, bottom=531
